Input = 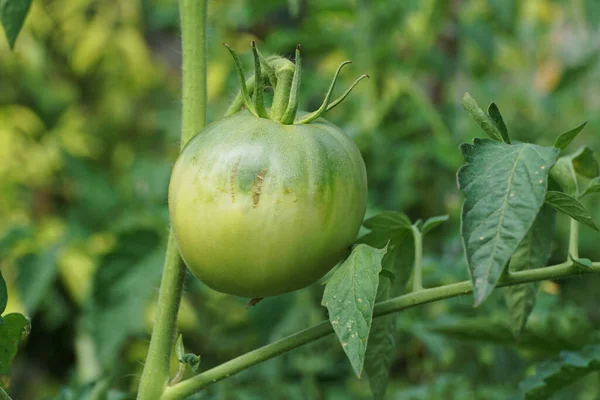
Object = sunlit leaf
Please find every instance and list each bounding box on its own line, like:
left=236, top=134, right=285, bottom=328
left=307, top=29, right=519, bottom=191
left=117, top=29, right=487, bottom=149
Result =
left=458, top=139, right=559, bottom=305
left=322, top=244, right=386, bottom=378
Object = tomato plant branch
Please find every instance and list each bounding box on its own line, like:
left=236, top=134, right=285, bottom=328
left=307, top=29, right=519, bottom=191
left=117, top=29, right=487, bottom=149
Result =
left=568, top=219, right=579, bottom=259
left=411, top=225, right=424, bottom=291
left=138, top=1, right=208, bottom=399
left=162, top=260, right=600, bottom=399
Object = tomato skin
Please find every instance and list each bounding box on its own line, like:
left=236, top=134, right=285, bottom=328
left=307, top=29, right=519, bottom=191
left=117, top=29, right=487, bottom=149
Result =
left=169, top=110, right=367, bottom=298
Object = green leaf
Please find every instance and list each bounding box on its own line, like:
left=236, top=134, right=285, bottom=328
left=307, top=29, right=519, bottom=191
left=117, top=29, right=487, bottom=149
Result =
left=569, top=254, right=593, bottom=270
left=553, top=52, right=600, bottom=93
left=553, top=121, right=587, bottom=150
left=461, top=93, right=506, bottom=143
left=580, top=177, right=600, bottom=198
left=359, top=213, right=414, bottom=296
left=421, top=215, right=449, bottom=236
left=0, top=313, right=30, bottom=391
left=181, top=353, right=201, bottom=373
left=458, top=139, right=559, bottom=306
left=544, top=191, right=599, bottom=231
left=487, top=102, right=510, bottom=144
left=364, top=275, right=395, bottom=400
left=504, top=205, right=555, bottom=338
left=571, top=146, right=599, bottom=178
left=0, top=0, right=32, bottom=49
left=518, top=345, right=600, bottom=400
left=322, top=244, right=387, bottom=378
left=379, top=269, right=396, bottom=283
left=429, top=311, right=596, bottom=353
left=0, top=270, right=6, bottom=316
left=88, top=229, right=164, bottom=366
left=16, top=242, right=64, bottom=314
left=549, top=157, right=578, bottom=196
left=363, top=212, right=412, bottom=233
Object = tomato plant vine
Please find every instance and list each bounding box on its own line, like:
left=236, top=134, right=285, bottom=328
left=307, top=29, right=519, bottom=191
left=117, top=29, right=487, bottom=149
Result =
left=2, top=2, right=600, bottom=400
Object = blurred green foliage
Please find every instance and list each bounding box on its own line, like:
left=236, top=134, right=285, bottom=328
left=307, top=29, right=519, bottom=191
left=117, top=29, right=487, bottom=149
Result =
left=1, top=0, right=600, bottom=398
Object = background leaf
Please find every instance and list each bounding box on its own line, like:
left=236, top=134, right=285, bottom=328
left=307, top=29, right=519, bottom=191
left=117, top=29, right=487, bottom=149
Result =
left=364, top=275, right=396, bottom=400
left=504, top=205, right=555, bottom=338
left=570, top=146, right=599, bottom=178
left=16, top=241, right=65, bottom=314
left=322, top=244, right=386, bottom=378
left=544, top=191, right=599, bottom=231
left=580, top=177, right=600, bottom=198
left=0, top=0, right=32, bottom=49
left=518, top=345, right=600, bottom=400
left=88, top=229, right=164, bottom=367
left=458, top=139, right=559, bottom=305
left=0, top=313, right=30, bottom=391
left=553, top=122, right=588, bottom=150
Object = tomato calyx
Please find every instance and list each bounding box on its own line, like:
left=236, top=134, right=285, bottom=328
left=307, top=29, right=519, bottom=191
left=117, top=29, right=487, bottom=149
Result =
left=223, top=41, right=369, bottom=125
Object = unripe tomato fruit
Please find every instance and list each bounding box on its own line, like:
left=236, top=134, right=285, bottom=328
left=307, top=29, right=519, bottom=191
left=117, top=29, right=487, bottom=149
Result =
left=169, top=110, right=367, bottom=297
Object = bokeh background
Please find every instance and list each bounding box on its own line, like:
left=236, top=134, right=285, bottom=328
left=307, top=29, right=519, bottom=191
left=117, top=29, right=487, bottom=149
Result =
left=2, top=0, right=600, bottom=399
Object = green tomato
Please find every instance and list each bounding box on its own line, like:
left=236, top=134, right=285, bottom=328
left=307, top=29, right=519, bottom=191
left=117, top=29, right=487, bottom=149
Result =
left=169, top=110, right=367, bottom=298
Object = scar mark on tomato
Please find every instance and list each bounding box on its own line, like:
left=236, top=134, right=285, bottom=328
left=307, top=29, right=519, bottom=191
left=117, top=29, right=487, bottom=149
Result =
left=252, top=169, right=267, bottom=207
left=230, top=159, right=240, bottom=203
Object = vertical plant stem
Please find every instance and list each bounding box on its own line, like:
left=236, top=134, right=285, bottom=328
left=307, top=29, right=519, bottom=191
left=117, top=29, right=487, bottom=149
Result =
left=411, top=225, right=424, bottom=291
left=138, top=1, right=208, bottom=399
left=138, top=234, right=186, bottom=399
left=568, top=218, right=579, bottom=259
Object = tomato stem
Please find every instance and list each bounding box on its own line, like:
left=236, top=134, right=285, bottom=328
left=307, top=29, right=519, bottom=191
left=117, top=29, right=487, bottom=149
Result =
left=411, top=225, right=424, bottom=292
left=162, top=260, right=600, bottom=399
left=270, top=59, right=295, bottom=121
left=224, top=44, right=368, bottom=124
left=281, top=45, right=302, bottom=124
left=568, top=218, right=579, bottom=260
left=138, top=1, right=208, bottom=399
